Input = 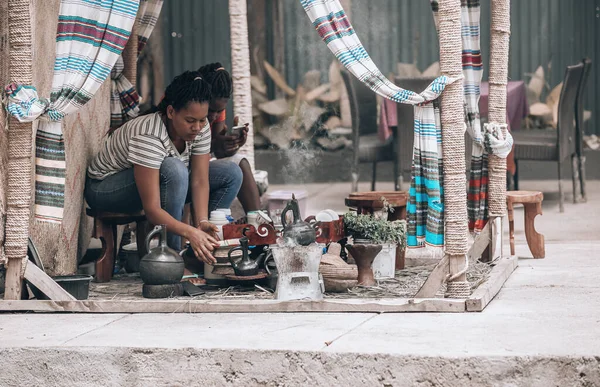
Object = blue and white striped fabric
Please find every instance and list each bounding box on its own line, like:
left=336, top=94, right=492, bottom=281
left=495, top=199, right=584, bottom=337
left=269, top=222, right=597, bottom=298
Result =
left=111, top=0, right=164, bottom=130
left=301, top=0, right=458, bottom=251
left=4, top=0, right=139, bottom=223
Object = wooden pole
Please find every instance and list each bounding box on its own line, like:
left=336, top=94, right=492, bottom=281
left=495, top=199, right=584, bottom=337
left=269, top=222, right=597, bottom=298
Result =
left=122, top=14, right=139, bottom=88
left=4, top=0, right=34, bottom=300
left=438, top=0, right=470, bottom=298
left=487, top=0, right=511, bottom=260
left=229, top=0, right=255, bottom=169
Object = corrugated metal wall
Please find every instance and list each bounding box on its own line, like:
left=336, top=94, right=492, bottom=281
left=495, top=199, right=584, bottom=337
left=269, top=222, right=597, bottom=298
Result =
left=161, top=0, right=233, bottom=120
left=161, top=0, right=599, bottom=134
left=162, top=0, right=232, bottom=83
left=282, top=0, right=599, bottom=134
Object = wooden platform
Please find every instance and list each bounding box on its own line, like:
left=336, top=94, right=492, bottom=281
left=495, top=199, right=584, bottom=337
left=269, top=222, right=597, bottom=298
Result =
left=0, top=256, right=517, bottom=314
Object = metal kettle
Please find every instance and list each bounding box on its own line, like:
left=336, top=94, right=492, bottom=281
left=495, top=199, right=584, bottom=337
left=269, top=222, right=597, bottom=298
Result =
left=139, top=225, right=185, bottom=285
left=281, top=194, right=316, bottom=246
left=228, top=236, right=266, bottom=276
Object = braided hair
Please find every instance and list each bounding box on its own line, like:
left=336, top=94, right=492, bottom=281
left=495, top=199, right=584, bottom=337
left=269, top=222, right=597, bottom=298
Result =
left=156, top=70, right=212, bottom=114
left=107, top=71, right=211, bottom=136
left=198, top=62, right=232, bottom=99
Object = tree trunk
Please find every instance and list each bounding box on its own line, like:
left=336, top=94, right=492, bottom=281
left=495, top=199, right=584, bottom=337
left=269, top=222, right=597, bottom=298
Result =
left=229, top=0, right=255, bottom=169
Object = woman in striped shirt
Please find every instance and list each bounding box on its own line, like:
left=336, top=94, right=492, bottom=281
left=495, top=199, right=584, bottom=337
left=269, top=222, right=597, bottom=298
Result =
left=85, top=71, right=243, bottom=264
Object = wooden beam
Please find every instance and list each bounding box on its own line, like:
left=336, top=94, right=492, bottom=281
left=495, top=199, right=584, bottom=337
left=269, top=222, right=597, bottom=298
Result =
left=489, top=216, right=503, bottom=261
left=229, top=0, right=255, bottom=168
left=24, top=263, right=76, bottom=301
left=4, top=0, right=34, bottom=301
left=438, top=0, right=468, bottom=288
left=3, top=259, right=24, bottom=300
left=414, top=255, right=449, bottom=298
left=467, top=255, right=518, bottom=312
left=468, top=222, right=491, bottom=262
left=0, top=297, right=465, bottom=313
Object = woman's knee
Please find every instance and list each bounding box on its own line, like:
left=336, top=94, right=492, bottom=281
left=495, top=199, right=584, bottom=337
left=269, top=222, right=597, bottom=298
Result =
left=160, top=157, right=189, bottom=186
left=160, top=157, right=189, bottom=203
left=211, top=160, right=243, bottom=190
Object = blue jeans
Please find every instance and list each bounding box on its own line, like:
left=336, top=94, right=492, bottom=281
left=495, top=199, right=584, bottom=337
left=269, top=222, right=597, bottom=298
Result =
left=85, top=157, right=243, bottom=250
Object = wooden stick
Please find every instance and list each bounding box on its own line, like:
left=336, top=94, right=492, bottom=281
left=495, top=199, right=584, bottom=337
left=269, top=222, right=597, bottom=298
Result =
left=468, top=222, right=491, bottom=262
left=414, top=255, right=449, bottom=298
left=24, top=263, right=76, bottom=301
left=0, top=297, right=465, bottom=313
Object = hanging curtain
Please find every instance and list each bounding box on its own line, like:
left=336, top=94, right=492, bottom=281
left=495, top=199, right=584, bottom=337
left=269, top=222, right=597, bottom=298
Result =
left=431, top=0, right=513, bottom=234
left=110, top=0, right=164, bottom=129
left=300, top=0, right=458, bottom=251
left=137, top=0, right=163, bottom=54
left=4, top=0, right=140, bottom=223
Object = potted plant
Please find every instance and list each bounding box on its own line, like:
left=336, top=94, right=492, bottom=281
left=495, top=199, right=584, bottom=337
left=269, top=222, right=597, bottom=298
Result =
left=343, top=211, right=407, bottom=285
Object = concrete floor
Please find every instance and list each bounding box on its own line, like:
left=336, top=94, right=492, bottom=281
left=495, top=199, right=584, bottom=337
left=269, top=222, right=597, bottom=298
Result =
left=1, top=180, right=600, bottom=386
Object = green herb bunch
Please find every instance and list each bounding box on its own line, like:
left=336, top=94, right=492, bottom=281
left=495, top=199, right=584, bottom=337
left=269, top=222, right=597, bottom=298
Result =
left=343, top=211, right=407, bottom=248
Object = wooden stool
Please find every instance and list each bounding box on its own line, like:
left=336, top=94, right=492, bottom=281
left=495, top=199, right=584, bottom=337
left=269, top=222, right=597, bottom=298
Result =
left=86, top=208, right=148, bottom=283
left=506, top=191, right=545, bottom=259
left=345, top=191, right=409, bottom=270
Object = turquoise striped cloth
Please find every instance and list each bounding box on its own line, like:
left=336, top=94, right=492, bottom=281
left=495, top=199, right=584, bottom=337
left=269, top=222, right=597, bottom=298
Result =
left=4, top=0, right=139, bottom=223
left=301, top=0, right=456, bottom=250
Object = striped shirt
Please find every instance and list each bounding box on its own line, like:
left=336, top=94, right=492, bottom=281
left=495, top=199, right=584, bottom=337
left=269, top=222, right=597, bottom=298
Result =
left=88, top=112, right=211, bottom=180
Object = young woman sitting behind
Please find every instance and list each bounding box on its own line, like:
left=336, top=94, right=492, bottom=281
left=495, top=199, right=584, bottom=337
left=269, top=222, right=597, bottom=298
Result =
left=198, top=63, right=261, bottom=213
left=85, top=71, right=243, bottom=264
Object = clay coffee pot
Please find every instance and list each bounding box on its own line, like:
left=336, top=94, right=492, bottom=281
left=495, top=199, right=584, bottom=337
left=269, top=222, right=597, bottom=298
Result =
left=139, top=225, right=185, bottom=285
left=281, top=194, right=316, bottom=246
left=228, top=236, right=266, bottom=276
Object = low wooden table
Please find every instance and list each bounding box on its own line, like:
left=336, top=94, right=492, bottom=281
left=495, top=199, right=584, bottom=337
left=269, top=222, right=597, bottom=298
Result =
left=345, top=191, right=408, bottom=221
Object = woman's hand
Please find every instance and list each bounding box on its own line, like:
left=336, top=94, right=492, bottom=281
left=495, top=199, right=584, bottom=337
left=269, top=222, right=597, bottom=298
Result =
left=187, top=227, right=219, bottom=265
left=199, top=221, right=219, bottom=239
left=220, top=116, right=249, bottom=157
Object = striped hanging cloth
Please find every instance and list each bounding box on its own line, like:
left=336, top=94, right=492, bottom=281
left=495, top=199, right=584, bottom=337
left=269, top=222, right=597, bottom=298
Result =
left=3, top=0, right=139, bottom=223
left=300, top=0, right=459, bottom=251
left=431, top=0, right=512, bottom=234
left=110, top=0, right=164, bottom=129
left=110, top=56, right=140, bottom=128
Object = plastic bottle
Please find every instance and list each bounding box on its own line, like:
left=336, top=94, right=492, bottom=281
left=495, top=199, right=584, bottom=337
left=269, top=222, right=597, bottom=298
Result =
left=247, top=211, right=260, bottom=228
left=209, top=210, right=229, bottom=240
left=217, top=208, right=235, bottom=223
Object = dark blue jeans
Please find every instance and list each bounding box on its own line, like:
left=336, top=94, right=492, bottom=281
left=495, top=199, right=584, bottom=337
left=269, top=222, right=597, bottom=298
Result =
left=85, top=157, right=243, bottom=250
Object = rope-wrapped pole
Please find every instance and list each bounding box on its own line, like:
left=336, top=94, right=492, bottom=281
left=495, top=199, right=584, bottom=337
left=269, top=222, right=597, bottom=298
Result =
left=487, top=0, right=511, bottom=217
left=229, top=0, right=254, bottom=169
left=4, top=0, right=34, bottom=300
left=438, top=0, right=470, bottom=298
left=122, top=17, right=139, bottom=88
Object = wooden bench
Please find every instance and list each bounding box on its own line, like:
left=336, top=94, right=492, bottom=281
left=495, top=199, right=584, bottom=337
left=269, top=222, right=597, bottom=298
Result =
left=86, top=208, right=149, bottom=283
left=506, top=191, right=545, bottom=259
